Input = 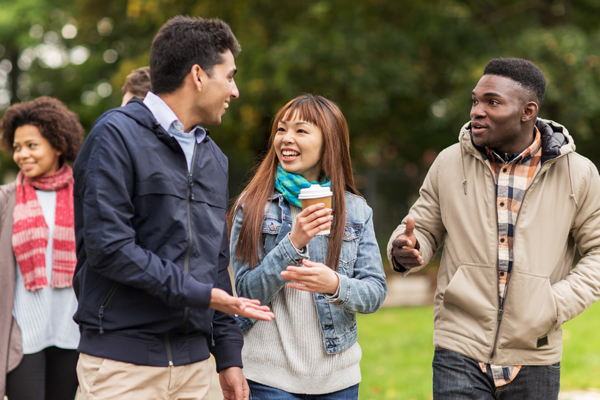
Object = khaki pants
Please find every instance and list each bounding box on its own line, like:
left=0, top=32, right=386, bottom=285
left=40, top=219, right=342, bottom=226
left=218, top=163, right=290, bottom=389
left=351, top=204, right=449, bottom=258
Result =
left=76, top=353, right=212, bottom=400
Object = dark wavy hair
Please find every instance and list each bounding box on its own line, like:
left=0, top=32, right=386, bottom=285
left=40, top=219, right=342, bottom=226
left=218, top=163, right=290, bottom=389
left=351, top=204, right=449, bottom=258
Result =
left=483, top=58, right=546, bottom=106
left=0, top=96, right=84, bottom=162
left=150, top=16, right=241, bottom=94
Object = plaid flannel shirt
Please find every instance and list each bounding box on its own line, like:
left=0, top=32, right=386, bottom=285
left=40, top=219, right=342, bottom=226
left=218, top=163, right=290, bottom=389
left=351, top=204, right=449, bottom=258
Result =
left=477, top=127, right=543, bottom=386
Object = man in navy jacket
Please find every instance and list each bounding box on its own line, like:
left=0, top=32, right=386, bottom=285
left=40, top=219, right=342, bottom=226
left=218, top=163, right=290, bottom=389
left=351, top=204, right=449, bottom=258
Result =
left=73, top=16, right=273, bottom=400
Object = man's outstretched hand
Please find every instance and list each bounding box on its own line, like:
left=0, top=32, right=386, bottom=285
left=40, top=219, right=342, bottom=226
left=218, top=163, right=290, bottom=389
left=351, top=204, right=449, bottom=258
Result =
left=391, top=217, right=423, bottom=269
left=209, top=288, right=275, bottom=321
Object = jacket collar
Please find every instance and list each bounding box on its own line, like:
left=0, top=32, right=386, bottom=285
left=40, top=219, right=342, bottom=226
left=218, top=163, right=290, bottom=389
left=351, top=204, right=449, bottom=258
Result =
left=114, top=97, right=212, bottom=154
left=460, top=118, right=575, bottom=165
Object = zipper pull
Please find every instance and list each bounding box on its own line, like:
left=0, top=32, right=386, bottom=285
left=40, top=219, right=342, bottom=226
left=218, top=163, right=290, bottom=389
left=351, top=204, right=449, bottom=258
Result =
left=210, top=323, right=215, bottom=347
left=188, top=174, right=194, bottom=200
left=99, top=306, right=105, bottom=334
left=497, top=308, right=503, bottom=322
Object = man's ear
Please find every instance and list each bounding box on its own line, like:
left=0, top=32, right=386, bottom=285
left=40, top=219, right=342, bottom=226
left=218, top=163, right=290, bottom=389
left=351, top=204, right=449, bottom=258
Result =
left=190, top=64, right=207, bottom=92
left=522, top=101, right=538, bottom=123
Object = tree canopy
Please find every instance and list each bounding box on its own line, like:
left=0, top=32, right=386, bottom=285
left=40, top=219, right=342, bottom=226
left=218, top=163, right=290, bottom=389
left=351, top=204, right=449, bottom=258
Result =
left=2, top=0, right=600, bottom=250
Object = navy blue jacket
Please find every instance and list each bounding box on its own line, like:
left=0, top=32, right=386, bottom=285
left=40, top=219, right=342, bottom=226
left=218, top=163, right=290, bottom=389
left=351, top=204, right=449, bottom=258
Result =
left=72, top=98, right=242, bottom=371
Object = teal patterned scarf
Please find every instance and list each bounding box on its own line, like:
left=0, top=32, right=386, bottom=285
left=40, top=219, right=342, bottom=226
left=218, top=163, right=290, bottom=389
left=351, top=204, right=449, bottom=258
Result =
left=274, top=164, right=331, bottom=208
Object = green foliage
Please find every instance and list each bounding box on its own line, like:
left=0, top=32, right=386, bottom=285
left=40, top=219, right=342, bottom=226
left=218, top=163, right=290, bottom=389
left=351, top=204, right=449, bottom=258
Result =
left=3, top=0, right=600, bottom=251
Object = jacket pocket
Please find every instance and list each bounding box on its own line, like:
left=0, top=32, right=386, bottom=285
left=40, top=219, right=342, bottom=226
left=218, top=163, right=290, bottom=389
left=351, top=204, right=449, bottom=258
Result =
left=497, top=271, right=558, bottom=350
left=438, top=263, right=498, bottom=345
left=338, top=224, right=364, bottom=272
left=262, top=215, right=282, bottom=254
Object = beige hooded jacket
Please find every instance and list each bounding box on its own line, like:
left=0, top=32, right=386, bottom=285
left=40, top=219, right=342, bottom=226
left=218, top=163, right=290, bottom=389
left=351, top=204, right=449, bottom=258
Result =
left=388, top=119, right=600, bottom=366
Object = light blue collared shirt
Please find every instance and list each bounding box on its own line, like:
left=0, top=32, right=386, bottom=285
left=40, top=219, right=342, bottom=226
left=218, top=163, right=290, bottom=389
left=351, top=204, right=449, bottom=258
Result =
left=143, top=91, right=207, bottom=173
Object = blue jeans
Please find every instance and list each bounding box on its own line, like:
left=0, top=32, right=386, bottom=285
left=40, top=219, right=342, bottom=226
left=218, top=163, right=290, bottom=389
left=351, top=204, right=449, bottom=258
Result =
left=432, top=348, right=560, bottom=400
left=248, top=380, right=359, bottom=400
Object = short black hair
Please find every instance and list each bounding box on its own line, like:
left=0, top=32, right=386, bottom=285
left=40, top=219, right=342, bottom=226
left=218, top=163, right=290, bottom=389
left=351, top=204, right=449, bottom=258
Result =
left=122, top=66, right=152, bottom=97
left=0, top=96, right=83, bottom=162
left=483, top=58, right=546, bottom=106
left=150, top=16, right=241, bottom=94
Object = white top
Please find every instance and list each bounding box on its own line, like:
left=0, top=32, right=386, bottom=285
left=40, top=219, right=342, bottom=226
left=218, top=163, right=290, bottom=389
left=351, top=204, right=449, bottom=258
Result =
left=241, top=205, right=361, bottom=394
left=13, top=189, right=80, bottom=354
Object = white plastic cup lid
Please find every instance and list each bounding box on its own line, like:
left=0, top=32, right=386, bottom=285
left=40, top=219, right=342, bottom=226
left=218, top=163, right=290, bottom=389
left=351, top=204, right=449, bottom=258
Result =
left=298, top=184, right=333, bottom=199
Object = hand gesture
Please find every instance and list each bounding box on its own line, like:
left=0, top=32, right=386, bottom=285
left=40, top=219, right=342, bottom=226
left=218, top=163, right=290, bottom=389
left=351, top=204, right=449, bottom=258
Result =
left=219, top=366, right=249, bottom=400
left=289, top=203, right=333, bottom=249
left=280, top=259, right=339, bottom=295
left=209, top=288, right=275, bottom=321
left=391, top=217, right=423, bottom=269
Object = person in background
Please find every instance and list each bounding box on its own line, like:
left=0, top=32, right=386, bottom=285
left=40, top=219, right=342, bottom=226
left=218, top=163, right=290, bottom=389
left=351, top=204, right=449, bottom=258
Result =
left=229, top=94, right=387, bottom=399
left=121, top=66, right=152, bottom=106
left=0, top=96, right=84, bottom=400
left=72, top=16, right=273, bottom=400
left=389, top=58, right=600, bottom=399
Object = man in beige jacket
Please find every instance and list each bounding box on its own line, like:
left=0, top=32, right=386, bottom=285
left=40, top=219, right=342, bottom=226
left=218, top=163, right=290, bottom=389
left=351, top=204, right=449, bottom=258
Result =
left=389, top=58, right=600, bottom=399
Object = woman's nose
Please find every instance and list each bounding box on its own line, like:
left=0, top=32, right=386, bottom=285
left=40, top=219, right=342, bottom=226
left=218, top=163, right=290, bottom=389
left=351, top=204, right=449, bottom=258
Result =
left=282, top=131, right=294, bottom=143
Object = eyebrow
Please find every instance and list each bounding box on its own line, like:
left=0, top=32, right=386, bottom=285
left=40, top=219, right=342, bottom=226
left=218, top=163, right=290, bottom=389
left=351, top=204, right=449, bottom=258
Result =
left=472, top=90, right=504, bottom=97
left=13, top=139, right=38, bottom=145
left=278, top=121, right=312, bottom=126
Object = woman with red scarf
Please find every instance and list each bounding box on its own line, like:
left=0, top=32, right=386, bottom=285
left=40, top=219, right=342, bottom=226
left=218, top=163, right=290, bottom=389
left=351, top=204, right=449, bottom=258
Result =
left=0, top=97, right=83, bottom=400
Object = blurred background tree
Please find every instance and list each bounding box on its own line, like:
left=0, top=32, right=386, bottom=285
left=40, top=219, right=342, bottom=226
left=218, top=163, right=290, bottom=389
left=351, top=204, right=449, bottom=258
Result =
left=2, top=0, right=600, bottom=264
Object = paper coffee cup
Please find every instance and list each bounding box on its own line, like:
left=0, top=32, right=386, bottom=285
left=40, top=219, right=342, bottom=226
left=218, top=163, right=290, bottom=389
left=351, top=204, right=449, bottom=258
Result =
left=298, top=184, right=333, bottom=235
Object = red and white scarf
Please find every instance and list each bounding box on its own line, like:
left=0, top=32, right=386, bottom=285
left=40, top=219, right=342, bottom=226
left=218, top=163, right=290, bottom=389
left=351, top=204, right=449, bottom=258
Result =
left=12, top=164, right=76, bottom=291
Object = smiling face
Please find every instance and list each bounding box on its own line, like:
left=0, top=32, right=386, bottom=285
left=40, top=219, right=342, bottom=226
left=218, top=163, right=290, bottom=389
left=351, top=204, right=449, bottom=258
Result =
left=196, top=50, right=239, bottom=126
left=470, top=74, right=535, bottom=154
left=13, top=124, right=62, bottom=178
left=274, top=114, right=324, bottom=182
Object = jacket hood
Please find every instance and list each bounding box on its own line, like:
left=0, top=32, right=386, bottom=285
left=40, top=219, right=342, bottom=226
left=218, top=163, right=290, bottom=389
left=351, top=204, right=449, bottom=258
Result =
left=115, top=97, right=159, bottom=131
left=113, top=97, right=192, bottom=154
left=459, top=118, right=575, bottom=161
left=457, top=118, right=575, bottom=197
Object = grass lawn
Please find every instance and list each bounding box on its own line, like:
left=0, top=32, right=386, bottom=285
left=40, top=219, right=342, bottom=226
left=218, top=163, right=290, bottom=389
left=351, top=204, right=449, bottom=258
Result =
left=357, top=300, right=600, bottom=399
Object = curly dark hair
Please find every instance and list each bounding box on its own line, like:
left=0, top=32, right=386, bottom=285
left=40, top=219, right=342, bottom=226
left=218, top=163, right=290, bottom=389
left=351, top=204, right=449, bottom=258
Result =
left=0, top=96, right=84, bottom=162
left=483, top=58, right=547, bottom=106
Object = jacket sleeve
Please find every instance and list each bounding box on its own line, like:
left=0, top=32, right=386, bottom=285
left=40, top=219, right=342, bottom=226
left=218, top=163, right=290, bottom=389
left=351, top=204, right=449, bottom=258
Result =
left=230, top=205, right=307, bottom=306
left=210, top=218, right=244, bottom=372
left=387, top=151, right=447, bottom=276
left=323, top=203, right=387, bottom=313
left=76, top=120, right=212, bottom=310
left=552, top=158, right=600, bottom=325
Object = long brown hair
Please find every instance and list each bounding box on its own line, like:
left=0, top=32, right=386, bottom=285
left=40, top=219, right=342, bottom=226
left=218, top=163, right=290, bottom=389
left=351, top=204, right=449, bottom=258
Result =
left=229, top=94, right=359, bottom=271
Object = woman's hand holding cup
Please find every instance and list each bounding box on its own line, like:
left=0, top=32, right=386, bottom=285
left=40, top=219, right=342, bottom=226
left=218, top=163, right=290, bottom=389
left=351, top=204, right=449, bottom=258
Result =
left=289, top=203, right=333, bottom=249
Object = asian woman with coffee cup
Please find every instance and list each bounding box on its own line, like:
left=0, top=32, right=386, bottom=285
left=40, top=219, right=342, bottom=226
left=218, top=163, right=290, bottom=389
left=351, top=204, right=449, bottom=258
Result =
left=229, top=94, right=387, bottom=399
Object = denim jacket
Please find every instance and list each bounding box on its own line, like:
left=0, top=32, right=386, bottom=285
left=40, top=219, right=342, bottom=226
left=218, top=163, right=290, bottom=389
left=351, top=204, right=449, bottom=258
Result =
left=231, top=191, right=387, bottom=354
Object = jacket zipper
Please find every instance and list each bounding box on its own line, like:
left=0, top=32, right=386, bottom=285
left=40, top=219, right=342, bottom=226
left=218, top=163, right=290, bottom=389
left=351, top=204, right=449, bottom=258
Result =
left=485, top=155, right=564, bottom=363
left=98, top=282, right=119, bottom=334
left=165, top=331, right=174, bottom=366
left=178, top=142, right=199, bottom=327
